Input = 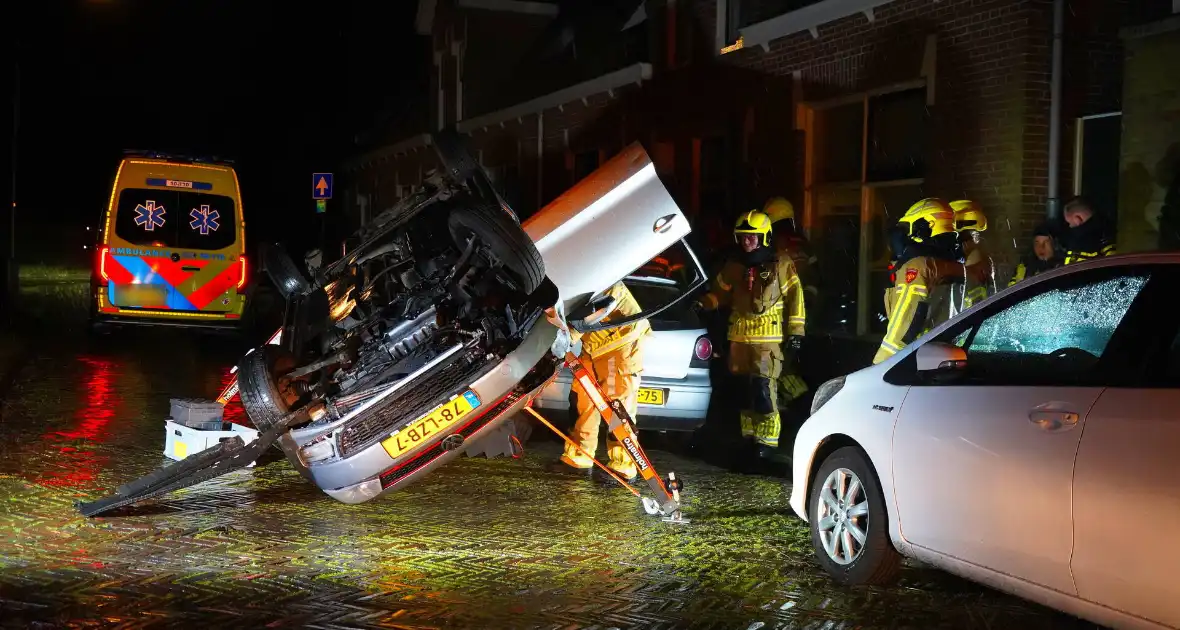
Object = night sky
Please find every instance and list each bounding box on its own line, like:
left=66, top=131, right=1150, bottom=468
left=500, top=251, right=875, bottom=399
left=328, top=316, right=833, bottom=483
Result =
left=12, top=0, right=427, bottom=268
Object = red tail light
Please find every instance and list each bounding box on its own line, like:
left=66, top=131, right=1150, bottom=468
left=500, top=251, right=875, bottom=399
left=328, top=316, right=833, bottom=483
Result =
left=236, top=255, right=248, bottom=290
left=693, top=336, right=713, bottom=361
left=98, top=246, right=111, bottom=285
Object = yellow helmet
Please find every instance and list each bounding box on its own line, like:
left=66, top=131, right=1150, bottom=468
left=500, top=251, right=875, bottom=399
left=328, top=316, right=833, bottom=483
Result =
left=951, top=199, right=987, bottom=233
left=898, top=198, right=955, bottom=242
left=762, top=197, right=795, bottom=224
left=734, top=210, right=774, bottom=247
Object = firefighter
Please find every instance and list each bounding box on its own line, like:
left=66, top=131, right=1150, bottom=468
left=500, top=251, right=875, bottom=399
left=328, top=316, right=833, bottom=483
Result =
left=549, top=281, right=652, bottom=482
left=951, top=200, right=996, bottom=310
left=1060, top=197, right=1116, bottom=264
left=762, top=197, right=813, bottom=412
left=1009, top=222, right=1061, bottom=286
left=873, top=198, right=962, bottom=365
left=697, top=210, right=806, bottom=458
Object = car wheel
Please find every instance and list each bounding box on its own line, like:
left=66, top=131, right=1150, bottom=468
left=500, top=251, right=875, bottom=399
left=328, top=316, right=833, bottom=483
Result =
left=448, top=201, right=545, bottom=294
left=263, top=245, right=310, bottom=299
left=237, top=344, right=298, bottom=434
left=808, top=446, right=902, bottom=585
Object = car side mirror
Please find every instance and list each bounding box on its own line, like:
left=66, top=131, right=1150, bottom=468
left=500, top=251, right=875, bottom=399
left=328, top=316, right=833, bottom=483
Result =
left=579, top=295, right=618, bottom=327
left=916, top=342, right=968, bottom=373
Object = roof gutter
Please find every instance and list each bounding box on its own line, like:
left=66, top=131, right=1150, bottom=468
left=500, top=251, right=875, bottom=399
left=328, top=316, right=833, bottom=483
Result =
left=456, top=62, right=652, bottom=133
left=348, top=62, right=652, bottom=171
left=733, top=0, right=895, bottom=52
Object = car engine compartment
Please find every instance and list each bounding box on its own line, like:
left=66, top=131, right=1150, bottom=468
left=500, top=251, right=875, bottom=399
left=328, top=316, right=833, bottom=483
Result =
left=241, top=132, right=553, bottom=447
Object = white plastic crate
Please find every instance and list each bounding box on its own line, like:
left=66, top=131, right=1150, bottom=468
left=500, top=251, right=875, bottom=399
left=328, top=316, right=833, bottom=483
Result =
left=164, top=420, right=260, bottom=468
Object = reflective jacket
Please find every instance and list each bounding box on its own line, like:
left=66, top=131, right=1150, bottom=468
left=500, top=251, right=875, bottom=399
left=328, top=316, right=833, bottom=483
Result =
left=701, top=255, right=805, bottom=343
left=1061, top=219, right=1117, bottom=265
left=873, top=256, right=962, bottom=364
left=579, top=282, right=652, bottom=360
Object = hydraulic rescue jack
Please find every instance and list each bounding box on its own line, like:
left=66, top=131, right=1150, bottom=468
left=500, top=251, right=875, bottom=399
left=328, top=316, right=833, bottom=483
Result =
left=527, top=351, right=688, bottom=524
left=77, top=341, right=687, bottom=523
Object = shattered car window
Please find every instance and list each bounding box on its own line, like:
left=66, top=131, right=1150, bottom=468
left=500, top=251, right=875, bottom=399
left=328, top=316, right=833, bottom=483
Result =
left=966, top=273, right=1148, bottom=357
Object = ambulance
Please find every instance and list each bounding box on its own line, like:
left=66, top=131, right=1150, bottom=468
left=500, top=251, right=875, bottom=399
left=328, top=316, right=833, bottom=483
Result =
left=91, top=152, right=248, bottom=330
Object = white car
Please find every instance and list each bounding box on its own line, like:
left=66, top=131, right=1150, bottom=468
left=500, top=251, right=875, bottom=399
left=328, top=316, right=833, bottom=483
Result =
left=534, top=274, right=713, bottom=434
left=791, top=253, right=1180, bottom=630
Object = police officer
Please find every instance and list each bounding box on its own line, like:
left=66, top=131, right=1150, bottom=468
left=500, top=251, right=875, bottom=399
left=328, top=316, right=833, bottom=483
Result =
left=873, top=198, right=961, bottom=364
left=951, top=200, right=996, bottom=310
left=550, top=281, right=651, bottom=482
left=1061, top=197, right=1116, bottom=264
left=698, top=210, right=806, bottom=458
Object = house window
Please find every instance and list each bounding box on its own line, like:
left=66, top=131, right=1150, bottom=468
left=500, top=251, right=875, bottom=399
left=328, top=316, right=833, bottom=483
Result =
left=803, top=85, right=931, bottom=337
left=867, top=89, right=929, bottom=182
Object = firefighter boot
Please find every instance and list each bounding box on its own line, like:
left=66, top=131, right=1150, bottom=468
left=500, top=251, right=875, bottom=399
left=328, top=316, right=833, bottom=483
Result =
left=593, top=443, right=638, bottom=485
left=544, top=450, right=594, bottom=476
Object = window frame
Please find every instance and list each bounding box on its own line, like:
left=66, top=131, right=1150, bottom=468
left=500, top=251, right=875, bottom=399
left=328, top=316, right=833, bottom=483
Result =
left=801, top=82, right=930, bottom=337
left=884, top=263, right=1171, bottom=388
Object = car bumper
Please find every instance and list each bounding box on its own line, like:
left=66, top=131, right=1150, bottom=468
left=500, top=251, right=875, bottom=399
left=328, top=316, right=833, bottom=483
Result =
left=533, top=367, right=711, bottom=432
left=92, top=289, right=245, bottom=330
left=280, top=316, right=562, bottom=503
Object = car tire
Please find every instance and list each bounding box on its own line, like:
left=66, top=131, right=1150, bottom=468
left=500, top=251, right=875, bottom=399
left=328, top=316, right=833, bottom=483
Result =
left=237, top=344, right=296, bottom=434
left=808, top=446, right=902, bottom=586
left=263, top=245, right=310, bottom=299
left=448, top=202, right=545, bottom=295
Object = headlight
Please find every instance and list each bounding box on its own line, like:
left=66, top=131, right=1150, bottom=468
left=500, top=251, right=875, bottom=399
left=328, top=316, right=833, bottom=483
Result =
left=299, top=436, right=336, bottom=465
left=810, top=375, right=846, bottom=416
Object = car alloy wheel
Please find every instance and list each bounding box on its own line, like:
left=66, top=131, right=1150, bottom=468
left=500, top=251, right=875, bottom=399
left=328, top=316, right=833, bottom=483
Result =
left=808, top=446, right=902, bottom=585
left=816, top=467, right=870, bottom=565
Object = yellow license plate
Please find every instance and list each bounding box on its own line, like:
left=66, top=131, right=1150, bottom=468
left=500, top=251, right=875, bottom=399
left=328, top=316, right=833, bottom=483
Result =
left=381, top=390, right=481, bottom=459
left=637, top=387, right=665, bottom=406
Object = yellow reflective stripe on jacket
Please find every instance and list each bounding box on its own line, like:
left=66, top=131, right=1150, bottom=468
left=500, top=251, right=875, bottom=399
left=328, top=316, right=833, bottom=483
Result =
left=964, top=285, right=988, bottom=308
left=584, top=322, right=650, bottom=359
left=1064, top=243, right=1116, bottom=265
left=781, top=272, right=805, bottom=334
left=728, top=303, right=785, bottom=343
left=880, top=284, right=928, bottom=353
left=1008, top=263, right=1027, bottom=287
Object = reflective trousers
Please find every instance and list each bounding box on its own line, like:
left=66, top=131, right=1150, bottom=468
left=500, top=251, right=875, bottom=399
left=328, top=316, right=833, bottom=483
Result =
left=729, top=341, right=782, bottom=448
left=562, top=345, right=643, bottom=478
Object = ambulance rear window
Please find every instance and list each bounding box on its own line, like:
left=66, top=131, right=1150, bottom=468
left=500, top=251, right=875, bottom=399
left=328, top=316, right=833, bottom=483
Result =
left=113, top=188, right=237, bottom=250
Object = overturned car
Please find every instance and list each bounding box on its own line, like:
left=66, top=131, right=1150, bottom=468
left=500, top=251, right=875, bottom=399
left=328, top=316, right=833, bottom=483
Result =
left=79, top=131, right=703, bottom=515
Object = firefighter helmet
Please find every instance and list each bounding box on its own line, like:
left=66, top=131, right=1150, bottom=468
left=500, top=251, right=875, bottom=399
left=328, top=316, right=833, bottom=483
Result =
left=898, top=198, right=955, bottom=243
left=734, top=210, right=774, bottom=247
left=951, top=199, right=988, bottom=233
left=762, top=197, right=795, bottom=224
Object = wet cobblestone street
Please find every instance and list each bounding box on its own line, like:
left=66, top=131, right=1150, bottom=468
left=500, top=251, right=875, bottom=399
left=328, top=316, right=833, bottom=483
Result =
left=0, top=286, right=1100, bottom=629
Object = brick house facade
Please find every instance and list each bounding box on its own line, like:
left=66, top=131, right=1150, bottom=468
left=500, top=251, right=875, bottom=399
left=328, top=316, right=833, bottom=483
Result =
left=344, top=0, right=1171, bottom=342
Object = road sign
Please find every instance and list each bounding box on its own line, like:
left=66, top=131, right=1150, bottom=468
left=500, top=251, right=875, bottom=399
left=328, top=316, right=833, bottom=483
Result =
left=312, top=173, right=333, bottom=200
left=315, top=199, right=326, bottom=214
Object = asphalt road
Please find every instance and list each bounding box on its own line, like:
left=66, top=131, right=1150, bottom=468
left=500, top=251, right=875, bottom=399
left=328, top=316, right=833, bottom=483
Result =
left=0, top=281, right=1101, bottom=629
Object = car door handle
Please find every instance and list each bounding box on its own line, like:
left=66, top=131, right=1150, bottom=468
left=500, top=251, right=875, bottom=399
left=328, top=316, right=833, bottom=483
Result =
left=1028, top=410, right=1079, bottom=431
left=182, top=266, right=201, bottom=272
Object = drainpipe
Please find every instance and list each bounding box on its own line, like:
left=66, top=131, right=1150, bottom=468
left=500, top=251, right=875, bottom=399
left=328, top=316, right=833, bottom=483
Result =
left=536, top=112, right=544, bottom=211
left=1046, top=0, right=1065, bottom=220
